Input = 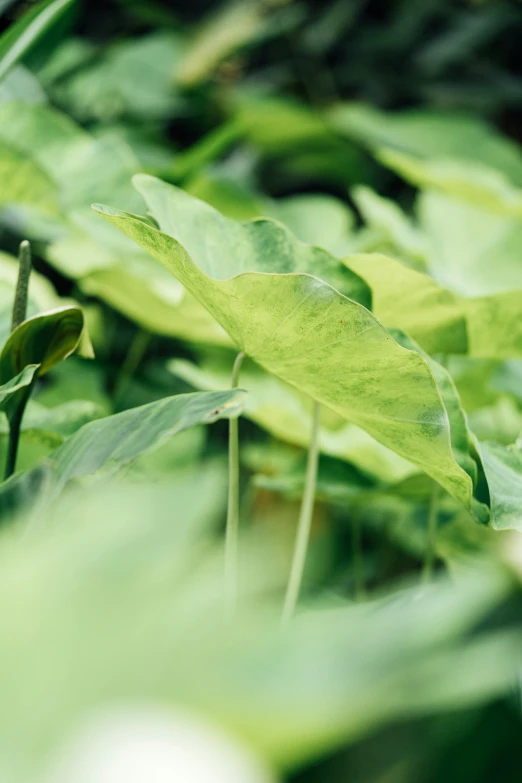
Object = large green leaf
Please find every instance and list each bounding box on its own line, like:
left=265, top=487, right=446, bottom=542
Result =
left=0, top=0, right=75, bottom=82
left=94, top=175, right=474, bottom=507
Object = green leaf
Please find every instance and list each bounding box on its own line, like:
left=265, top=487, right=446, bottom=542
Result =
left=94, top=175, right=474, bottom=507
left=344, top=253, right=468, bottom=356
left=47, top=389, right=244, bottom=490
left=0, top=306, right=84, bottom=382
left=0, top=364, right=38, bottom=410
left=379, top=148, right=522, bottom=219
left=345, top=251, right=522, bottom=360
left=0, top=0, right=75, bottom=82
left=351, top=186, right=426, bottom=262
left=475, top=440, right=522, bottom=531
left=418, top=190, right=522, bottom=296
left=329, top=103, right=522, bottom=185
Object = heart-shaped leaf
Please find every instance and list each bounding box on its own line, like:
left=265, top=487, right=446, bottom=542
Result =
left=94, top=175, right=474, bottom=508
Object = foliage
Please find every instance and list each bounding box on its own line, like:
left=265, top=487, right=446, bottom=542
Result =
left=1, top=1, right=522, bottom=781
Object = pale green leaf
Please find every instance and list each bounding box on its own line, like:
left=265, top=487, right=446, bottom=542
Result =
left=379, top=148, right=522, bottom=219
left=344, top=253, right=468, bottom=355
left=351, top=186, right=426, bottom=262
left=329, top=103, right=522, bottom=185
left=345, top=251, right=522, bottom=360
left=94, top=175, right=474, bottom=507
left=419, top=190, right=522, bottom=296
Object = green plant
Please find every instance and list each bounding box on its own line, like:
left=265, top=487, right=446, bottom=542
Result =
left=3, top=2, right=522, bottom=781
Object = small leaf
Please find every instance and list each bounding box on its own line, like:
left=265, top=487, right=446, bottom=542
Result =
left=0, top=305, right=84, bottom=382
left=0, top=364, right=38, bottom=410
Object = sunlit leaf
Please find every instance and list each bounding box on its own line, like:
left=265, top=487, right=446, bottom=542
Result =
left=94, top=175, right=474, bottom=507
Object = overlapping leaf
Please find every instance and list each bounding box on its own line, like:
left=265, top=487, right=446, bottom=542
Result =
left=345, top=252, right=522, bottom=359
left=94, top=175, right=475, bottom=507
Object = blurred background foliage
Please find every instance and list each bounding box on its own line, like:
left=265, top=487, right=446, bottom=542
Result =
left=2, top=0, right=522, bottom=781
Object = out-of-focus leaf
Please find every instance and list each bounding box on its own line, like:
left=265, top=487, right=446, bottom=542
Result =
left=177, top=1, right=265, bottom=87
left=0, top=486, right=517, bottom=781
left=81, top=267, right=230, bottom=345
left=476, top=439, right=522, bottom=531
left=0, top=65, right=47, bottom=104
left=0, top=0, right=75, bottom=82
left=94, top=175, right=474, bottom=507
left=418, top=190, right=522, bottom=296
left=351, top=186, right=426, bottom=262
left=344, top=253, right=467, bottom=356
left=380, top=148, right=522, bottom=219
left=47, top=32, right=185, bottom=123
left=329, top=103, right=522, bottom=185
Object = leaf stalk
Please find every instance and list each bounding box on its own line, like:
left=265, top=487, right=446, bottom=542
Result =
left=282, top=400, right=321, bottom=622
left=224, top=350, right=245, bottom=616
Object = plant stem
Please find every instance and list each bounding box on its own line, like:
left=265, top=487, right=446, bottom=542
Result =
left=3, top=381, right=33, bottom=481
left=422, top=482, right=441, bottom=583
left=282, top=401, right=321, bottom=623
left=352, top=511, right=366, bottom=601
left=224, top=350, right=245, bottom=616
left=11, top=240, right=31, bottom=331
left=4, top=241, right=33, bottom=480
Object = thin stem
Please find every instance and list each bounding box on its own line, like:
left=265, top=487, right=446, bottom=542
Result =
left=282, top=401, right=321, bottom=623
left=224, top=350, right=245, bottom=616
left=4, top=241, right=34, bottom=480
left=422, top=482, right=441, bottom=583
left=11, top=240, right=31, bottom=331
left=352, top=511, right=366, bottom=601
